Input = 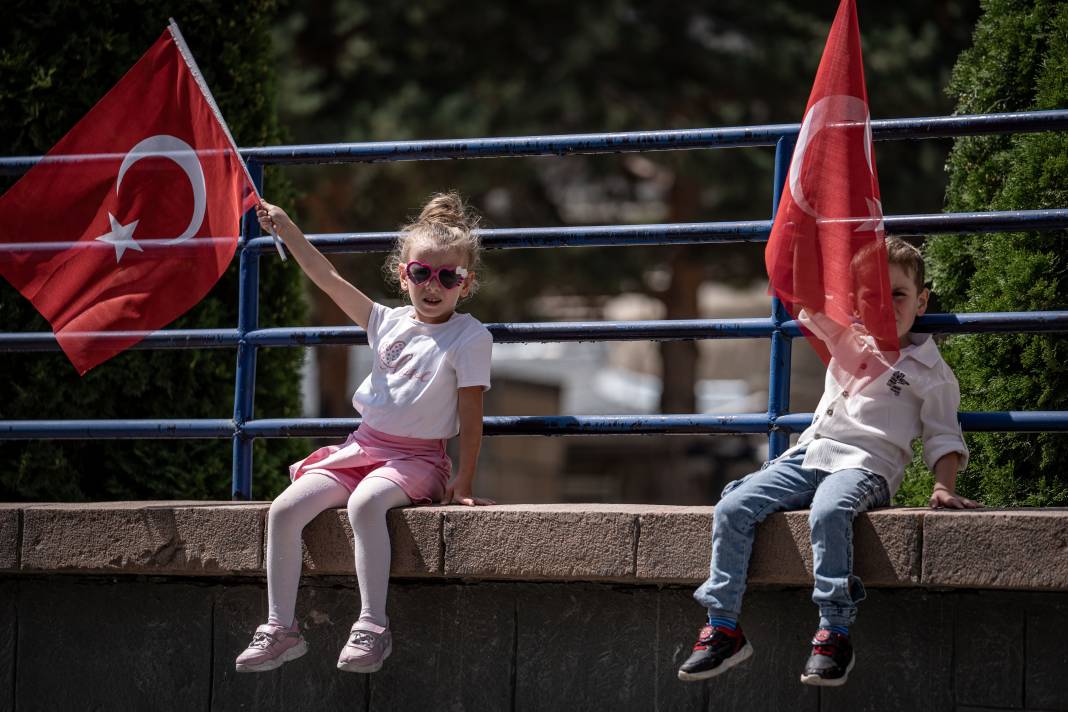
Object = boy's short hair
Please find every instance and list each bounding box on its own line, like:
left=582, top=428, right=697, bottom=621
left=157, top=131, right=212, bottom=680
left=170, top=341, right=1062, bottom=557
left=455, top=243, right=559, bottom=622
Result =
left=884, top=237, right=925, bottom=292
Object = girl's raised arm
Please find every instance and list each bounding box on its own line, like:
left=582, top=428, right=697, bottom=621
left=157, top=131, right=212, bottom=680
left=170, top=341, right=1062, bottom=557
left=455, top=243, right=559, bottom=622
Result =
left=258, top=201, right=373, bottom=330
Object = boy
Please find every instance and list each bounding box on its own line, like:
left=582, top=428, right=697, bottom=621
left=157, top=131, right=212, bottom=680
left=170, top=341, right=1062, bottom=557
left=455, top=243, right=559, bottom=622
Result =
left=677, top=237, right=978, bottom=686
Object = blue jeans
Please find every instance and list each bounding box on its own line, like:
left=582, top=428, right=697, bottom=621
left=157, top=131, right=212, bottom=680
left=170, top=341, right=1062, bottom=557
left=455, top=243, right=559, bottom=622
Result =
left=693, top=448, right=890, bottom=627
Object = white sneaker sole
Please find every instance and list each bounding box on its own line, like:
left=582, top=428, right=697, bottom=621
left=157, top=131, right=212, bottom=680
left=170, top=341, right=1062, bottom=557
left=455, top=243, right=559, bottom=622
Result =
left=337, top=637, right=393, bottom=674
left=235, top=639, right=309, bottom=673
left=677, top=640, right=754, bottom=681
left=800, top=652, right=855, bottom=686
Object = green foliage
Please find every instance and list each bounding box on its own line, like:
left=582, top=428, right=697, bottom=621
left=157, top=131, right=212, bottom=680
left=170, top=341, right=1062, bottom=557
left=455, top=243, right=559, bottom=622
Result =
left=925, top=0, right=1068, bottom=506
left=0, top=0, right=308, bottom=500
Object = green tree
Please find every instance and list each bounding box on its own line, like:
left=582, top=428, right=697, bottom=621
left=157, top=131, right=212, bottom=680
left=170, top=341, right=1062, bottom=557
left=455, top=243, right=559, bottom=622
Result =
left=0, top=0, right=308, bottom=500
left=915, top=0, right=1068, bottom=506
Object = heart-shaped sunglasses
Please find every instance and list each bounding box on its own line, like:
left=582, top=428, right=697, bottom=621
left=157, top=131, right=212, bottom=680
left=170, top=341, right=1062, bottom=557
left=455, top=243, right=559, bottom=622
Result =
left=404, top=261, right=468, bottom=289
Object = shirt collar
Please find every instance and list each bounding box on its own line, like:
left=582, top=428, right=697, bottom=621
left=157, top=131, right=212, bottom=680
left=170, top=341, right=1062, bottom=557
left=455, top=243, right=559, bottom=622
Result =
left=899, top=332, right=941, bottom=368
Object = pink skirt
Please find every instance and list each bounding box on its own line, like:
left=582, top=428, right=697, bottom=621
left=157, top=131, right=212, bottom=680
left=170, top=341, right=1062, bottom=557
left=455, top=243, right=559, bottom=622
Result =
left=288, top=424, right=451, bottom=505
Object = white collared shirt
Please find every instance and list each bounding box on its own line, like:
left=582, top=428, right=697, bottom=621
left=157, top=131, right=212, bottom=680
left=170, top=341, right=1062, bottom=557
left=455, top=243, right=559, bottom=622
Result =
left=779, top=332, right=969, bottom=497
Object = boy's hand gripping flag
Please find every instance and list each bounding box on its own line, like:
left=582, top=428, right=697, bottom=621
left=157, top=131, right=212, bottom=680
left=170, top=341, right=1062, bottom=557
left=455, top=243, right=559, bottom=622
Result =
left=0, top=21, right=283, bottom=376
left=765, top=0, right=899, bottom=393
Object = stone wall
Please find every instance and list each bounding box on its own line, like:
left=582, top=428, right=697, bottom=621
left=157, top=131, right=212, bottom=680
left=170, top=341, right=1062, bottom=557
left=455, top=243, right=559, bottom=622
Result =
left=2, top=503, right=1067, bottom=711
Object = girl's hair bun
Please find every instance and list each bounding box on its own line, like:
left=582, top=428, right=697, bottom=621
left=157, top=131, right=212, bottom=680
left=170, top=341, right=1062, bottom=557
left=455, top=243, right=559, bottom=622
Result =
left=416, top=191, right=480, bottom=232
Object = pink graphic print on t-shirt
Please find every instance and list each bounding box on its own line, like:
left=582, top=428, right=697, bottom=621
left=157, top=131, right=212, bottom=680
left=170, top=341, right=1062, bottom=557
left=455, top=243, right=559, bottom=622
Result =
left=379, top=340, right=413, bottom=373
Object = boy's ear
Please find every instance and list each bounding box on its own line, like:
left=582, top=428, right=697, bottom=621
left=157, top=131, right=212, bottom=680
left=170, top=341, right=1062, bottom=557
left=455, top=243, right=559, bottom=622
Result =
left=917, top=287, right=930, bottom=316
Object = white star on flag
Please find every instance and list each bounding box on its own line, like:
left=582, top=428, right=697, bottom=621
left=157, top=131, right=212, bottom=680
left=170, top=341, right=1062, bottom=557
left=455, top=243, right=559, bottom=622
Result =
left=854, top=196, right=885, bottom=236
left=94, top=212, right=142, bottom=261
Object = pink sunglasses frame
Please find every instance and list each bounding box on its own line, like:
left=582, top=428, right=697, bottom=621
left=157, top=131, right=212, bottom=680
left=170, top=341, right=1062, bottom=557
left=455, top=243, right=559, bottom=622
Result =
left=403, top=260, right=469, bottom=289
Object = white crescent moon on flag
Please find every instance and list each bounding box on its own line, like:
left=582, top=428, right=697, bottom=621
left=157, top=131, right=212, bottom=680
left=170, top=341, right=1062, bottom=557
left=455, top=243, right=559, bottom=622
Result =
left=117, top=134, right=207, bottom=244
left=788, top=95, right=873, bottom=220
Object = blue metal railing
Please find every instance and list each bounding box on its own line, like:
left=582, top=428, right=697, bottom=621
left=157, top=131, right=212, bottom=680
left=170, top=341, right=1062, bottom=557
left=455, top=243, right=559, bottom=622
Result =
left=2, top=110, right=1067, bottom=499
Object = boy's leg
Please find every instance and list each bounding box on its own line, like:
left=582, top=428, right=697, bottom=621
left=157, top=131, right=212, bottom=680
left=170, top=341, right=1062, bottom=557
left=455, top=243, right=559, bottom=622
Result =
left=679, top=453, right=819, bottom=681
left=693, top=454, right=820, bottom=619
left=801, top=468, right=890, bottom=686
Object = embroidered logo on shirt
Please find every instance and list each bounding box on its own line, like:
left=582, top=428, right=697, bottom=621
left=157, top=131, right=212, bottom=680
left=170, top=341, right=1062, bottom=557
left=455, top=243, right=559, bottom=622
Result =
left=378, top=340, right=413, bottom=373
left=886, top=370, right=910, bottom=396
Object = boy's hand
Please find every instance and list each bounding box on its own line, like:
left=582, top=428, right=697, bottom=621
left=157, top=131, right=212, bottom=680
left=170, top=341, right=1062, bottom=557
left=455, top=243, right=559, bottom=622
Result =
left=929, top=484, right=980, bottom=509
left=256, top=201, right=295, bottom=235
left=441, top=480, right=495, bottom=507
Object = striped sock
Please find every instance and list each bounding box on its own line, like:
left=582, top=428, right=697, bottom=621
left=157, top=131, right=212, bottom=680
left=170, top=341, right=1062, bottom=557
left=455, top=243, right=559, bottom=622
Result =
left=708, top=616, right=738, bottom=630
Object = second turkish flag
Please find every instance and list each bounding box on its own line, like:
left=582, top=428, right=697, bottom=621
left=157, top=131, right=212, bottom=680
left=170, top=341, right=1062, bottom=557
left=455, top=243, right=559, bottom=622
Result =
left=0, top=22, right=258, bottom=375
left=765, top=0, right=899, bottom=391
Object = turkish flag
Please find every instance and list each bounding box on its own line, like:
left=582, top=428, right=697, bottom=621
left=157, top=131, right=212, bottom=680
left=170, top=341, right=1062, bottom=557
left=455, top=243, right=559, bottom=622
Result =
left=765, top=0, right=898, bottom=393
left=0, top=22, right=258, bottom=375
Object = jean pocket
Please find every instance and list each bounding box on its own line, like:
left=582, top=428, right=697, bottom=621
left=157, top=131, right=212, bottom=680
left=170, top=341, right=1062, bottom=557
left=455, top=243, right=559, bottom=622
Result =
left=721, top=473, right=753, bottom=498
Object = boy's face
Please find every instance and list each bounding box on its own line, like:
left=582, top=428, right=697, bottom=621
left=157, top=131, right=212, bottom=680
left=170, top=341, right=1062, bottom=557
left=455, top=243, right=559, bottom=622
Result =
left=889, top=264, right=928, bottom=346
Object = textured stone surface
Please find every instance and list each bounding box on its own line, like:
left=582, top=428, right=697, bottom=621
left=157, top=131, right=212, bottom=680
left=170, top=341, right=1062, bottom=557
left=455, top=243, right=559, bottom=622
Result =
left=954, top=592, right=1024, bottom=709
left=1025, top=594, right=1068, bottom=711
left=20, top=502, right=264, bottom=575
left=636, top=507, right=922, bottom=587
left=213, top=584, right=370, bottom=710
left=0, top=506, right=19, bottom=572
left=372, top=582, right=514, bottom=710
left=16, top=578, right=211, bottom=711
left=0, top=581, right=14, bottom=711
left=922, top=509, right=1068, bottom=590
left=443, top=504, right=639, bottom=580
left=297, top=506, right=442, bottom=576
left=515, top=583, right=658, bottom=711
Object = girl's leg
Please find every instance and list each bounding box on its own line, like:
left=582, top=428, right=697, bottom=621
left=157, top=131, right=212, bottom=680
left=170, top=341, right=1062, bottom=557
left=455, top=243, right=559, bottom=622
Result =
left=693, top=454, right=820, bottom=619
left=808, top=469, right=890, bottom=627
left=266, top=473, right=350, bottom=627
left=346, top=475, right=412, bottom=627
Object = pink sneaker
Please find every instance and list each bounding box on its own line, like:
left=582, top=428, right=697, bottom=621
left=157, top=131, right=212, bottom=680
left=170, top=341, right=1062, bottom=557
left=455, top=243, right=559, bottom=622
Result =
left=235, top=622, right=308, bottom=673
left=337, top=621, right=392, bottom=673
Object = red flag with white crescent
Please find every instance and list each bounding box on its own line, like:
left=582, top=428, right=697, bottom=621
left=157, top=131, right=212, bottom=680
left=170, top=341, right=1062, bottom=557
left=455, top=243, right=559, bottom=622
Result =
left=765, top=0, right=899, bottom=393
left=0, top=22, right=259, bottom=375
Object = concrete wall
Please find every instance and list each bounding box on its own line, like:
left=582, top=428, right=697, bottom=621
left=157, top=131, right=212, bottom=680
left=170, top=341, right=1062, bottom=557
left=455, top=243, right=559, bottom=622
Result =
left=2, top=503, right=1067, bottom=711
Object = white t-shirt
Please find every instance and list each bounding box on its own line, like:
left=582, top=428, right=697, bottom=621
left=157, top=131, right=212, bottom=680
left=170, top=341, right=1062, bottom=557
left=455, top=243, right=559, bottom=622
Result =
left=780, top=332, right=968, bottom=497
left=352, top=303, right=492, bottom=439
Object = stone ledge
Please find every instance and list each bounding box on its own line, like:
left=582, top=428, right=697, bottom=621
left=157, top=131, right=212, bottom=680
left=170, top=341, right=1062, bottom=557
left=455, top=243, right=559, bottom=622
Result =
left=3, top=502, right=1066, bottom=591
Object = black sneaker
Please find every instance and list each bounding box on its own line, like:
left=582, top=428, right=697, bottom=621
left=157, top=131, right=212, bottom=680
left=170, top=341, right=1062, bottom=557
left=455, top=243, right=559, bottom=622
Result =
left=677, top=624, right=754, bottom=681
left=800, top=628, right=855, bottom=686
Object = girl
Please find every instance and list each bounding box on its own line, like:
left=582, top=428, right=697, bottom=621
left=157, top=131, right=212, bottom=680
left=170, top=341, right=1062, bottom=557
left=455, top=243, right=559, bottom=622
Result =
left=236, top=193, right=495, bottom=674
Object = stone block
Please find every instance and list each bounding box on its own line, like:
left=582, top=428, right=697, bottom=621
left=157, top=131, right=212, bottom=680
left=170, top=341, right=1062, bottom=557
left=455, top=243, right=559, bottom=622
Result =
left=212, top=583, right=369, bottom=710
left=299, top=506, right=441, bottom=576
left=514, top=583, right=658, bottom=711
left=1025, top=593, right=1068, bottom=711
left=954, top=592, right=1024, bottom=709
left=371, top=582, right=514, bottom=710
left=637, top=507, right=922, bottom=587
left=654, top=586, right=819, bottom=712
left=16, top=579, right=211, bottom=711
left=922, top=510, right=1068, bottom=590
left=443, top=505, right=638, bottom=580
left=0, top=581, right=15, bottom=708
left=20, top=502, right=264, bottom=575
left=0, top=505, right=19, bottom=571
left=821, top=589, right=953, bottom=712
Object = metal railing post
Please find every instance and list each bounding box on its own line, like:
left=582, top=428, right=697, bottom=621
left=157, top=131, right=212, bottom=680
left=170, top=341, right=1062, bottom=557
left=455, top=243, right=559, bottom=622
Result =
left=767, top=136, right=796, bottom=459
left=231, top=161, right=263, bottom=500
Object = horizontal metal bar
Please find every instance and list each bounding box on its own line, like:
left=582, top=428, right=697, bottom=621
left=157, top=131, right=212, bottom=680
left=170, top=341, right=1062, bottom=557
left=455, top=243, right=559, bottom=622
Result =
left=0, top=420, right=235, bottom=439
left=7, top=311, right=1067, bottom=353
left=245, top=208, right=1068, bottom=255
left=0, top=329, right=241, bottom=353
left=3, top=410, right=1065, bottom=440
left=3, top=111, right=1065, bottom=174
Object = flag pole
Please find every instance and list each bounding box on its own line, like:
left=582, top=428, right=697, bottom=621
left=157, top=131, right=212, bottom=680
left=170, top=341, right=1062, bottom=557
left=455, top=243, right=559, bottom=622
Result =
left=166, top=19, right=286, bottom=261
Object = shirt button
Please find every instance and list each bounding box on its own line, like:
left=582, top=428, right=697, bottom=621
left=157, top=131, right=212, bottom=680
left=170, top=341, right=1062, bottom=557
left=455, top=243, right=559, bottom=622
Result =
left=813, top=434, right=822, bottom=439
left=826, top=407, right=834, bottom=416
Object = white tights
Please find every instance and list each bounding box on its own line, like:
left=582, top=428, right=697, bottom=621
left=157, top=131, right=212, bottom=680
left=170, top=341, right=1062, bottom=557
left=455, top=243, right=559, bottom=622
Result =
left=265, top=473, right=411, bottom=628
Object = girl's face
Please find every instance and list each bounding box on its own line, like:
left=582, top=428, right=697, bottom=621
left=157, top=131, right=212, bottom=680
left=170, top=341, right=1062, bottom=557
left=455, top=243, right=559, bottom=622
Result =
left=399, top=241, right=474, bottom=324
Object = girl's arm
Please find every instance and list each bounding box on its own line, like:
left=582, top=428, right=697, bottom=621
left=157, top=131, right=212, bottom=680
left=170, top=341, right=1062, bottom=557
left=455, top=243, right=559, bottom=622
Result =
left=443, top=386, right=495, bottom=506
left=258, top=201, right=373, bottom=330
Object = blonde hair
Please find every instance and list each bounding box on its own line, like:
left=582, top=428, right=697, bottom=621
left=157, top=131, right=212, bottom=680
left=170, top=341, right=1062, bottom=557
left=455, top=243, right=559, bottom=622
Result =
left=384, top=192, right=483, bottom=298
